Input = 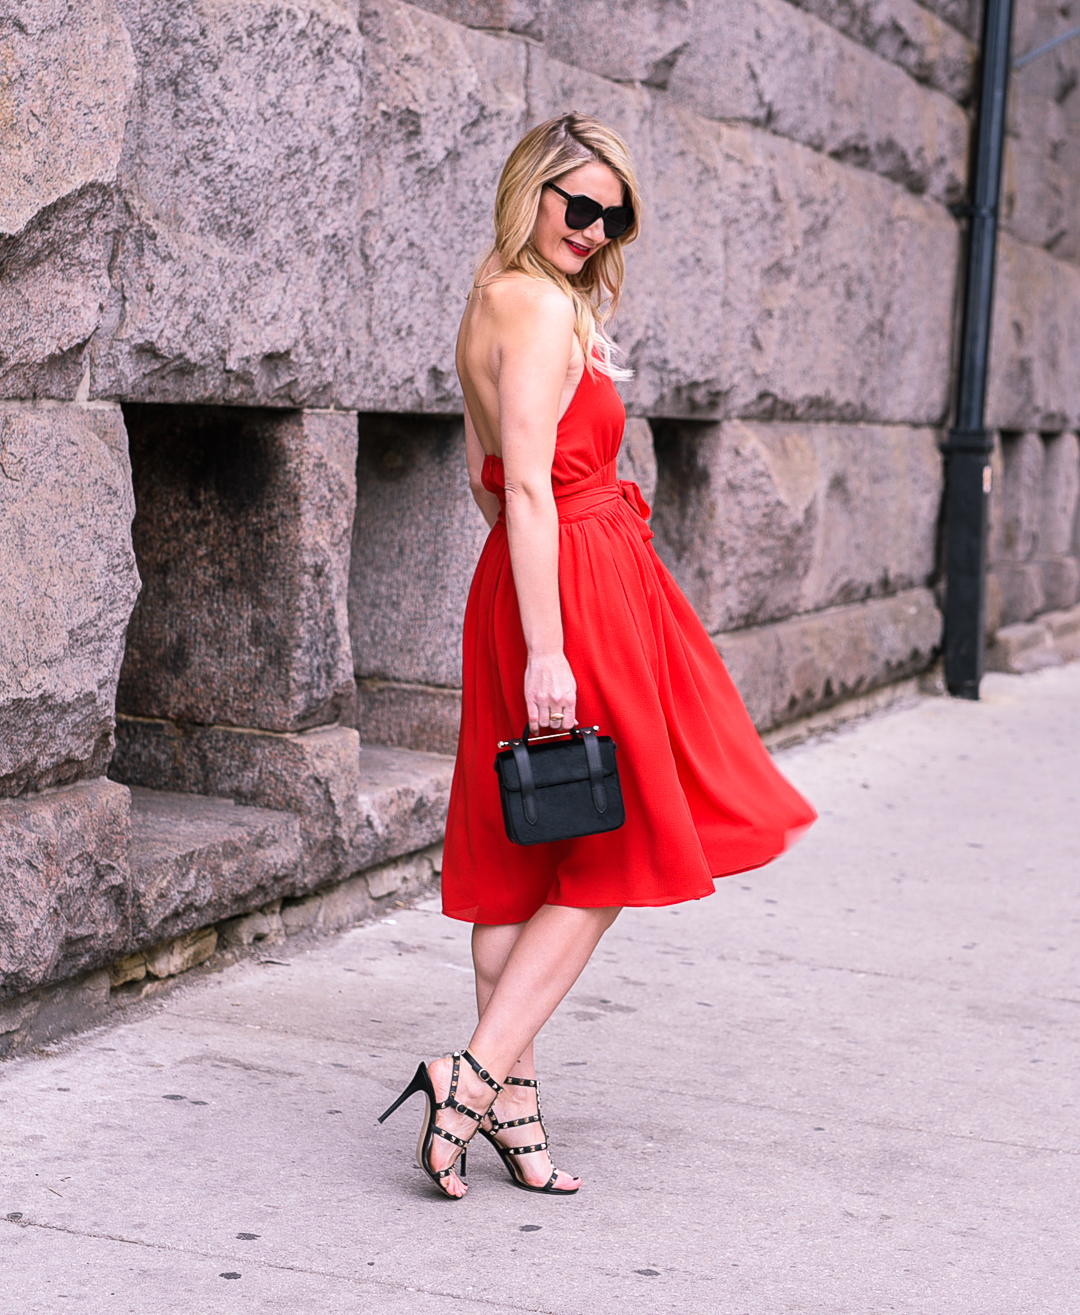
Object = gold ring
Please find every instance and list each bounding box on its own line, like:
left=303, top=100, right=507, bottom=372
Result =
left=550, top=713, right=564, bottom=722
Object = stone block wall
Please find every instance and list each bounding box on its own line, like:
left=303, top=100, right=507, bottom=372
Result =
left=968, top=0, right=1080, bottom=673
left=978, top=0, right=1080, bottom=655
left=987, top=430, right=1080, bottom=630
left=0, top=397, right=140, bottom=1000
left=651, top=421, right=941, bottom=634
left=3, top=0, right=972, bottom=420
left=648, top=418, right=944, bottom=725
left=1002, top=0, right=1080, bottom=270
left=0, top=388, right=453, bottom=1008
left=0, top=781, right=132, bottom=999
left=8, top=0, right=1076, bottom=749
left=4, top=0, right=1080, bottom=1011
left=0, top=403, right=140, bottom=797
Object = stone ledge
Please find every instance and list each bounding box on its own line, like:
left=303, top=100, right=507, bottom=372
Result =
left=760, top=676, right=926, bottom=751
left=128, top=787, right=303, bottom=947
left=5, top=734, right=455, bottom=1013
left=115, top=728, right=455, bottom=898
left=986, top=604, right=1080, bottom=674
left=0, top=841, right=442, bottom=1061
left=112, top=719, right=454, bottom=887
left=716, top=588, right=943, bottom=730
left=355, top=745, right=454, bottom=871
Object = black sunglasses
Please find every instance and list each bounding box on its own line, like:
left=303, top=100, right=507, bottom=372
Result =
left=546, top=183, right=634, bottom=240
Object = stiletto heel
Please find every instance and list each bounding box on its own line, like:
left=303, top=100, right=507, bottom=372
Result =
left=480, top=1075, right=579, bottom=1195
left=376, top=1062, right=427, bottom=1124
left=377, top=1050, right=502, bottom=1197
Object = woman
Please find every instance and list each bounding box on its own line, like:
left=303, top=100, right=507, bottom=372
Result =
left=379, top=114, right=815, bottom=1199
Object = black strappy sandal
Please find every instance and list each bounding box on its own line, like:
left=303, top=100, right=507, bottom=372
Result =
left=479, top=1075, right=580, bottom=1195
left=377, top=1050, right=502, bottom=1197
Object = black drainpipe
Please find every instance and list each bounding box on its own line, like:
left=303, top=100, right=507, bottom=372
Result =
left=942, top=0, right=1015, bottom=699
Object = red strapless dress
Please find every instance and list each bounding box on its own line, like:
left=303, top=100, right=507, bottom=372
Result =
left=441, top=365, right=816, bottom=924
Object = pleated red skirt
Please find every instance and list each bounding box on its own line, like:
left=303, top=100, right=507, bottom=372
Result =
left=441, top=365, right=816, bottom=924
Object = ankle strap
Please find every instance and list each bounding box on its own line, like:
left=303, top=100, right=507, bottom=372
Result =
left=460, top=1049, right=503, bottom=1094
left=503, top=1075, right=538, bottom=1088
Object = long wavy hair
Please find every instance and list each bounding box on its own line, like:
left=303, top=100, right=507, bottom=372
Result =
left=474, top=113, right=642, bottom=379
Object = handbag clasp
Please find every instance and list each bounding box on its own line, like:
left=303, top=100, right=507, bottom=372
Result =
left=497, top=725, right=599, bottom=748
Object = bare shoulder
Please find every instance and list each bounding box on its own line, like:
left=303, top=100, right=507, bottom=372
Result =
left=482, top=271, right=575, bottom=336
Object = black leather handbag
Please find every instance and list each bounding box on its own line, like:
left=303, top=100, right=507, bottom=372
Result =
left=493, top=724, right=625, bottom=846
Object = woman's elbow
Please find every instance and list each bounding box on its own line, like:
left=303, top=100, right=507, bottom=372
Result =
left=503, top=481, right=552, bottom=514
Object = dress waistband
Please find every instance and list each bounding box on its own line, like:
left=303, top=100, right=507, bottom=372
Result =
left=486, top=457, right=653, bottom=541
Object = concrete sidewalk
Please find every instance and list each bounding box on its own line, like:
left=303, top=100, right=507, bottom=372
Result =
left=2, top=667, right=1078, bottom=1315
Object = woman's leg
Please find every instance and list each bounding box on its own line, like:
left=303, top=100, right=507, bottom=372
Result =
left=469, top=904, right=619, bottom=1077
left=469, top=914, right=606, bottom=1186
left=428, top=904, right=619, bottom=1194
left=471, top=921, right=536, bottom=1080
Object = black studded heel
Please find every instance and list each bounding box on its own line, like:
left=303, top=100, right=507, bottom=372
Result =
left=479, top=1075, right=580, bottom=1195
left=377, top=1050, right=502, bottom=1198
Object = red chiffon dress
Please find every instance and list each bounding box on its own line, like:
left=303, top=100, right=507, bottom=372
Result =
left=441, top=364, right=816, bottom=924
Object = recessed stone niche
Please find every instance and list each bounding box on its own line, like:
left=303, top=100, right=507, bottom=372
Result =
left=117, top=404, right=357, bottom=733
left=348, top=413, right=489, bottom=754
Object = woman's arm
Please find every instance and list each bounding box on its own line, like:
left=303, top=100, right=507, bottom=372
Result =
left=494, top=281, right=579, bottom=733
left=463, top=407, right=502, bottom=530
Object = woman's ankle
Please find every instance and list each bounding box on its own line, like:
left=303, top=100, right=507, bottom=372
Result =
left=495, top=1080, right=535, bottom=1105
left=460, top=1045, right=511, bottom=1089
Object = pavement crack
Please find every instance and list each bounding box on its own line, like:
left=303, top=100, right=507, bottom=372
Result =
left=0, top=1217, right=559, bottom=1311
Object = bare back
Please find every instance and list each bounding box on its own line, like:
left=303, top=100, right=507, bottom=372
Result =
left=456, top=269, right=585, bottom=460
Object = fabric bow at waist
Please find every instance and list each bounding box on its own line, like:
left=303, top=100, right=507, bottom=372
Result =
left=488, top=458, right=654, bottom=542
left=554, top=477, right=654, bottom=542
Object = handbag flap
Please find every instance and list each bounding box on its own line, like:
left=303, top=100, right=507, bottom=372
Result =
left=495, top=736, right=618, bottom=792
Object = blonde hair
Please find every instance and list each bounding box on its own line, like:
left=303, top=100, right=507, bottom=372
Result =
left=475, top=113, right=641, bottom=379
